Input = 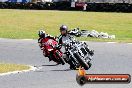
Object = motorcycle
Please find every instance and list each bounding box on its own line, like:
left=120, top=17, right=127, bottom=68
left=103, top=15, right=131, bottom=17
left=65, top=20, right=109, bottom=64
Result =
left=64, top=39, right=93, bottom=70
left=40, top=37, right=65, bottom=65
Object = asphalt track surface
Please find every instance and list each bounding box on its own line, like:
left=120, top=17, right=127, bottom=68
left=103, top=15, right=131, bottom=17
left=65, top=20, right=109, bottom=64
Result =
left=0, top=38, right=132, bottom=88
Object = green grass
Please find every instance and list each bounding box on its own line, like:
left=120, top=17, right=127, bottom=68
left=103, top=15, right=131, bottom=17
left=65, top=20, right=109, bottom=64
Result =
left=0, top=9, right=132, bottom=42
left=0, top=63, right=30, bottom=73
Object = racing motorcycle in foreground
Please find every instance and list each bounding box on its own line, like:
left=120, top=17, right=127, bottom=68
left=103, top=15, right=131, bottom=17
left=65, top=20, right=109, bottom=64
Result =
left=64, top=39, right=93, bottom=70
left=40, top=37, right=65, bottom=65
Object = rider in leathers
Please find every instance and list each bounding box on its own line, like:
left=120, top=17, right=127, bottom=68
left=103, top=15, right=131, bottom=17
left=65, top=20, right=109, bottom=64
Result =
left=38, top=30, right=55, bottom=50
left=57, top=25, right=94, bottom=69
left=38, top=30, right=60, bottom=63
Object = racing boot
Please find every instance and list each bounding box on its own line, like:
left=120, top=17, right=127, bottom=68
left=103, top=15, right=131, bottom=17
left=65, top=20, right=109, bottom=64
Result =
left=67, top=60, right=76, bottom=70
left=87, top=62, right=92, bottom=69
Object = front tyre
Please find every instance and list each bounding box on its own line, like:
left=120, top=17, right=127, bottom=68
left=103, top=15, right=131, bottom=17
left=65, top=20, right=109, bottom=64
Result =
left=55, top=51, right=65, bottom=65
left=74, top=53, right=89, bottom=70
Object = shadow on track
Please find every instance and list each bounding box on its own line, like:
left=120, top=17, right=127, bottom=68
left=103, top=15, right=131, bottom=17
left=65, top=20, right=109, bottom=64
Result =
left=34, top=69, right=71, bottom=73
left=50, top=69, right=72, bottom=72
left=41, top=64, right=59, bottom=66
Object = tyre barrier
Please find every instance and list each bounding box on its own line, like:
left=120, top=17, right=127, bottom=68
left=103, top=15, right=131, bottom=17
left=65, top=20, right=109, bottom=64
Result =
left=0, top=2, right=132, bottom=12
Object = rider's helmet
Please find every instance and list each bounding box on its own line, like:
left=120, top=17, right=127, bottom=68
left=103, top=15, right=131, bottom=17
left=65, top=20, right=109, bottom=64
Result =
left=38, top=30, right=46, bottom=38
left=60, top=25, right=68, bottom=35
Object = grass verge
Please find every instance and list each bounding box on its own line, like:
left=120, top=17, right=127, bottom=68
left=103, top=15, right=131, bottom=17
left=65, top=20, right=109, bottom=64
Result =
left=0, top=63, right=30, bottom=73
left=0, top=9, right=132, bottom=42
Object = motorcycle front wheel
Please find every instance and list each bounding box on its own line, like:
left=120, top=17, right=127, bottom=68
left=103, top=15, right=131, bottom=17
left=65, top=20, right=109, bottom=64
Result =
left=55, top=51, right=65, bottom=65
left=73, top=53, right=89, bottom=70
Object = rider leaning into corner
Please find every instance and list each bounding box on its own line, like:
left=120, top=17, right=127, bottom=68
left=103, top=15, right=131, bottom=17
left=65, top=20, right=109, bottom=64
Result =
left=38, top=30, right=58, bottom=62
left=57, top=25, right=94, bottom=69
left=38, top=30, right=55, bottom=50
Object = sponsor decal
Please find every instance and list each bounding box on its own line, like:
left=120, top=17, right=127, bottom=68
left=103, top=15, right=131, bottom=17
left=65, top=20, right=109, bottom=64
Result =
left=76, top=67, right=131, bottom=85
left=75, top=2, right=85, bottom=7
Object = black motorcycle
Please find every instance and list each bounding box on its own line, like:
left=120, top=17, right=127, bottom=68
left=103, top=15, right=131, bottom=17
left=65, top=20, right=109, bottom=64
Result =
left=64, top=39, right=93, bottom=70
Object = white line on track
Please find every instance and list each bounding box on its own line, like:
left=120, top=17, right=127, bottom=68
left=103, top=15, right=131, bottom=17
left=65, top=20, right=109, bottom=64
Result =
left=106, top=42, right=117, bottom=44
left=0, top=65, right=37, bottom=76
left=127, top=43, right=132, bottom=45
left=21, top=39, right=34, bottom=40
